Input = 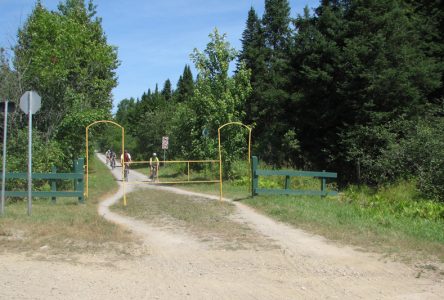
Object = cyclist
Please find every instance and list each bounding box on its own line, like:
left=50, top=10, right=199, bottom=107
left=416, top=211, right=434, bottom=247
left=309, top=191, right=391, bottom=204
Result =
left=149, top=153, right=160, bottom=182
left=105, top=149, right=111, bottom=165
left=110, top=150, right=116, bottom=169
left=121, top=150, right=132, bottom=181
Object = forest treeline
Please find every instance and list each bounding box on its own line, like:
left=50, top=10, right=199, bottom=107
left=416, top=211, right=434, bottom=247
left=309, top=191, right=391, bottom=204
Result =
left=112, top=0, right=444, bottom=201
left=0, top=0, right=443, bottom=201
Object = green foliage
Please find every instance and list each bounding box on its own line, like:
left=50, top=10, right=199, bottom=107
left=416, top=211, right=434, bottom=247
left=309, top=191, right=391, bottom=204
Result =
left=344, top=181, right=444, bottom=221
left=244, top=0, right=293, bottom=164
left=187, top=28, right=252, bottom=173
left=0, top=48, right=20, bottom=103
left=244, top=191, right=444, bottom=261
left=341, top=109, right=444, bottom=202
left=56, top=108, right=109, bottom=160
left=161, top=79, right=172, bottom=101
left=262, top=0, right=291, bottom=50
left=175, top=65, right=194, bottom=103
left=114, top=0, right=444, bottom=202
left=6, top=129, right=65, bottom=172
left=398, top=115, right=444, bottom=202
left=238, top=7, right=266, bottom=127
left=2, top=0, right=116, bottom=193
left=1, top=128, right=65, bottom=192
left=287, top=0, right=443, bottom=191
left=14, top=0, right=118, bottom=138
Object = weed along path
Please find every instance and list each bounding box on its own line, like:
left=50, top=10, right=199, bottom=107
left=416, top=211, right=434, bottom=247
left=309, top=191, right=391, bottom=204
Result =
left=0, top=154, right=443, bottom=300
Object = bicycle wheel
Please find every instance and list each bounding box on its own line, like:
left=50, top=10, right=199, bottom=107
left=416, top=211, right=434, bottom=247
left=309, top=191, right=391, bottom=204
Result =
left=125, top=169, right=129, bottom=181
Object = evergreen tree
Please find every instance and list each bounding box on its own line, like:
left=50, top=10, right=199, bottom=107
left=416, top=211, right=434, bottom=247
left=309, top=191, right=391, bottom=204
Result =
left=290, top=4, right=346, bottom=169
left=404, top=0, right=444, bottom=103
left=262, top=0, right=291, bottom=50
left=161, top=79, right=172, bottom=101
left=175, top=64, right=194, bottom=103
left=290, top=0, right=441, bottom=183
left=255, top=0, right=292, bottom=163
left=238, top=7, right=267, bottom=125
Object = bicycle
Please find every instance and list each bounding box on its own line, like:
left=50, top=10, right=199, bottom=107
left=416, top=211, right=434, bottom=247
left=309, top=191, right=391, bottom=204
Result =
left=150, top=165, right=158, bottom=182
left=123, top=163, right=130, bottom=181
left=110, top=156, right=116, bottom=169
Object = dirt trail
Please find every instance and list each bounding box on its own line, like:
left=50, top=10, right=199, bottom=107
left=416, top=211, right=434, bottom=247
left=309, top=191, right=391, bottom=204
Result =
left=1, top=154, right=443, bottom=299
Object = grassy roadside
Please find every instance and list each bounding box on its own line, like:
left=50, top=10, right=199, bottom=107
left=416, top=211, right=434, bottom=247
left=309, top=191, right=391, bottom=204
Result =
left=176, top=179, right=444, bottom=263
left=0, top=156, right=132, bottom=254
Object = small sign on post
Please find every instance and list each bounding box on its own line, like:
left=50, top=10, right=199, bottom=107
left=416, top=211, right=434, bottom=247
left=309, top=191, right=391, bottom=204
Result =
left=162, top=136, right=169, bottom=150
left=19, top=91, right=41, bottom=216
left=162, top=136, right=169, bottom=166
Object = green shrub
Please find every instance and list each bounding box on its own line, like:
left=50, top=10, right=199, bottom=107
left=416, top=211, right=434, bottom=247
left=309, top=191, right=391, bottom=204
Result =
left=344, top=181, right=444, bottom=221
left=342, top=113, right=444, bottom=202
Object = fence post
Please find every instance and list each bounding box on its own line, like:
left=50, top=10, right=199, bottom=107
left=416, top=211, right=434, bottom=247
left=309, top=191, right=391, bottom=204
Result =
left=51, top=166, right=57, bottom=204
left=321, top=170, right=327, bottom=197
left=76, top=158, right=85, bottom=203
left=285, top=175, right=291, bottom=190
left=251, top=156, right=258, bottom=197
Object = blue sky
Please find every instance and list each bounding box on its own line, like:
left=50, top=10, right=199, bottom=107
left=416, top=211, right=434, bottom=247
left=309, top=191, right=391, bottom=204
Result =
left=1, top=0, right=320, bottom=112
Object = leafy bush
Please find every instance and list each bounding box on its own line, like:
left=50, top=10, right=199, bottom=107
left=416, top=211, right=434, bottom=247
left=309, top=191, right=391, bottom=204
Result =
left=2, top=129, right=65, bottom=193
left=342, top=112, right=444, bottom=202
left=402, top=120, right=444, bottom=202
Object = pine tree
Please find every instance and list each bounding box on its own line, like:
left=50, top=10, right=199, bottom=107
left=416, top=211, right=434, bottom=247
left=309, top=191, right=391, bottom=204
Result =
left=255, top=0, right=292, bottom=163
left=262, top=0, right=291, bottom=51
left=176, top=65, right=194, bottom=102
left=290, top=0, right=442, bottom=183
left=162, top=79, right=172, bottom=101
left=289, top=4, right=346, bottom=169
left=238, top=7, right=266, bottom=125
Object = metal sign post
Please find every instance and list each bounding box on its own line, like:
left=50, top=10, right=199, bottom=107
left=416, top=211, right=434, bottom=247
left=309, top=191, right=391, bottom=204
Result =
left=1, top=101, right=16, bottom=216
left=19, top=91, right=41, bottom=216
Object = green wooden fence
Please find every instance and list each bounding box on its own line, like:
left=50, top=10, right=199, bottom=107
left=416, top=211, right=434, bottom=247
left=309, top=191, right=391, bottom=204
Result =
left=0, top=158, right=84, bottom=203
left=251, top=156, right=337, bottom=197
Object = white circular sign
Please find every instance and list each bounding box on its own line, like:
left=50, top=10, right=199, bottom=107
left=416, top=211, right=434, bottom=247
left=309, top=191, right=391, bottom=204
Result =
left=20, top=91, right=41, bottom=115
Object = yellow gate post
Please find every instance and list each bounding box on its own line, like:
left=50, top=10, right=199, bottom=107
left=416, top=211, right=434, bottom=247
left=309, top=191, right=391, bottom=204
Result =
left=85, top=120, right=126, bottom=206
left=218, top=122, right=252, bottom=201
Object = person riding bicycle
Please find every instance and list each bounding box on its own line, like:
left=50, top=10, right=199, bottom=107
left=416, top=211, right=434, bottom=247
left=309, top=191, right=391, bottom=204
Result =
left=110, top=150, right=116, bottom=169
left=105, top=149, right=111, bottom=165
left=121, top=150, right=132, bottom=180
left=149, top=153, right=160, bottom=182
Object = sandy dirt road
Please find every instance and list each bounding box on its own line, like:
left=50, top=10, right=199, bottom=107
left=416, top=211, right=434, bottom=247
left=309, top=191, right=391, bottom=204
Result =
left=1, top=154, right=443, bottom=299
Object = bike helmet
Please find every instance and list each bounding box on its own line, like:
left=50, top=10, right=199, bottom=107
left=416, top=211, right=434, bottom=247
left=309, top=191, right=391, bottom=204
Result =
left=153, top=153, right=157, bottom=156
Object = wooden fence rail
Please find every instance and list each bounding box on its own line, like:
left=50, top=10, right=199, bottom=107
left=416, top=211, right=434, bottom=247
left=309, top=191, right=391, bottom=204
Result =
left=251, top=156, right=337, bottom=197
left=0, top=158, right=84, bottom=203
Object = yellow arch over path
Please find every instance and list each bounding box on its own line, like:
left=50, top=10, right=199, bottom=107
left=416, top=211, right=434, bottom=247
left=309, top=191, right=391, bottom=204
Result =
left=85, top=120, right=127, bottom=205
left=218, top=122, right=252, bottom=200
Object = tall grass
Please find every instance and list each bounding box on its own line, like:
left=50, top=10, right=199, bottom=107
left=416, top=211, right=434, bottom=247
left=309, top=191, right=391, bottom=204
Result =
left=244, top=181, right=444, bottom=262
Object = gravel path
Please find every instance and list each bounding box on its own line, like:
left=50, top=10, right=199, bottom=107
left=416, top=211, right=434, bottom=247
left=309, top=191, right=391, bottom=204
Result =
left=1, top=153, right=443, bottom=299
